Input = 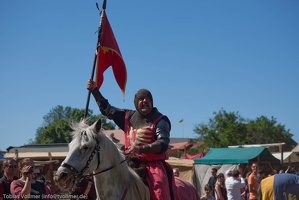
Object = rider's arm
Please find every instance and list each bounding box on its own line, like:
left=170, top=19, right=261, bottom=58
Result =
left=88, top=80, right=127, bottom=130
left=92, top=89, right=127, bottom=130
left=90, top=88, right=110, bottom=117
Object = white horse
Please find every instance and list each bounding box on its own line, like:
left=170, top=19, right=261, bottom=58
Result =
left=54, top=119, right=201, bottom=200
left=54, top=119, right=150, bottom=200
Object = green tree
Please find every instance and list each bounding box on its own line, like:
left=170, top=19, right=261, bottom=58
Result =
left=194, top=109, right=295, bottom=151
left=194, top=109, right=247, bottom=148
left=246, top=116, right=295, bottom=151
left=31, top=105, right=115, bottom=144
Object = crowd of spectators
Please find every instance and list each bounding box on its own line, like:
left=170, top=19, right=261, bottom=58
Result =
left=201, top=163, right=298, bottom=200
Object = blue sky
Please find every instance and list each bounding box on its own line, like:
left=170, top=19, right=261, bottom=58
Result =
left=0, top=0, right=298, bottom=151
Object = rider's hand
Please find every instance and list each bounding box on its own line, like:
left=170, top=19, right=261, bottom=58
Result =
left=87, top=79, right=97, bottom=91
left=128, top=145, right=141, bottom=154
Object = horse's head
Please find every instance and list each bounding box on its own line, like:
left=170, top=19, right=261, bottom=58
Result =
left=54, top=118, right=103, bottom=190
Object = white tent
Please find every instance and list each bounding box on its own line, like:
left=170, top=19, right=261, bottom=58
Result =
left=272, top=152, right=299, bottom=164
left=193, top=164, right=239, bottom=196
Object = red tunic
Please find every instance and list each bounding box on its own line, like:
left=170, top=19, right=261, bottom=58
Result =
left=124, top=112, right=176, bottom=200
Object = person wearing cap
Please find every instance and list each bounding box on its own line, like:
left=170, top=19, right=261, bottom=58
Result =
left=87, top=80, right=176, bottom=200
left=225, top=169, right=246, bottom=200
left=225, top=170, right=232, bottom=178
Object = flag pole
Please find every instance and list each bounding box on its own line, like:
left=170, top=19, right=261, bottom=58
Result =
left=179, top=119, right=185, bottom=138
left=84, top=0, right=107, bottom=118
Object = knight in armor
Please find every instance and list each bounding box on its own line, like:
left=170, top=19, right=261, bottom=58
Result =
left=0, top=159, right=18, bottom=200
left=87, top=79, right=176, bottom=200
left=10, top=158, right=55, bottom=200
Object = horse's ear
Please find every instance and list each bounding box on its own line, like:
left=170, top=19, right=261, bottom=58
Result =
left=94, top=118, right=102, bottom=132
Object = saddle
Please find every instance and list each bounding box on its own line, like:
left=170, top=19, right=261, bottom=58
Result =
left=125, top=154, right=148, bottom=187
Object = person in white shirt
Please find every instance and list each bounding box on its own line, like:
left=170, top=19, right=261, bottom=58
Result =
left=225, top=169, right=245, bottom=200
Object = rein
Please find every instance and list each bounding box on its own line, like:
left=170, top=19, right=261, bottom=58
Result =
left=87, top=159, right=127, bottom=177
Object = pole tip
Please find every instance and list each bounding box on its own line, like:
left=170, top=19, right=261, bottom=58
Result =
left=102, top=0, right=107, bottom=10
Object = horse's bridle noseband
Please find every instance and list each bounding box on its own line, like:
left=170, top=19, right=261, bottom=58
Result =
left=61, top=131, right=101, bottom=178
left=61, top=131, right=126, bottom=181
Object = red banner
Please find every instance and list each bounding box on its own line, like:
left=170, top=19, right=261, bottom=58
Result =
left=96, top=10, right=127, bottom=95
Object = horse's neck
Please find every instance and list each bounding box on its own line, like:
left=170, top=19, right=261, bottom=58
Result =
left=94, top=168, right=128, bottom=200
left=92, top=136, right=135, bottom=199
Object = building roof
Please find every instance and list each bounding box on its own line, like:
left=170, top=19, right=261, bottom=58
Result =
left=4, top=152, right=68, bottom=159
left=7, top=143, right=69, bottom=153
left=4, top=129, right=197, bottom=159
left=292, top=144, right=299, bottom=153
left=169, top=142, right=190, bottom=150
left=228, top=142, right=286, bottom=148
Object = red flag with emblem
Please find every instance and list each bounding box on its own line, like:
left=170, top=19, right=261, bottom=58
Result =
left=96, top=10, right=127, bottom=96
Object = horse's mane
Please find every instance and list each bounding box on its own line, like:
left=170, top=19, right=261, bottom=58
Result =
left=69, top=118, right=125, bottom=159
left=68, top=119, right=142, bottom=184
left=69, top=118, right=89, bottom=138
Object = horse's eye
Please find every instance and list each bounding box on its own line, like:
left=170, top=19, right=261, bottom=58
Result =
left=81, top=146, right=88, bottom=151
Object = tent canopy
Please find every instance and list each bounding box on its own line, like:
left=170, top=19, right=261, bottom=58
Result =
left=194, top=147, right=280, bottom=164
left=272, top=152, right=299, bottom=164
left=166, top=158, right=196, bottom=186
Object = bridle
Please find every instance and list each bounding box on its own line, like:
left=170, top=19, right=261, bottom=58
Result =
left=61, top=131, right=126, bottom=182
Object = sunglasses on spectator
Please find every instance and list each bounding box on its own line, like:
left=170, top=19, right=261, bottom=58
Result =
left=6, top=165, right=17, bottom=168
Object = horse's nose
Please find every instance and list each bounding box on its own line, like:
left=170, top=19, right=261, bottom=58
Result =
left=60, top=172, right=69, bottom=179
left=54, top=171, right=68, bottom=181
